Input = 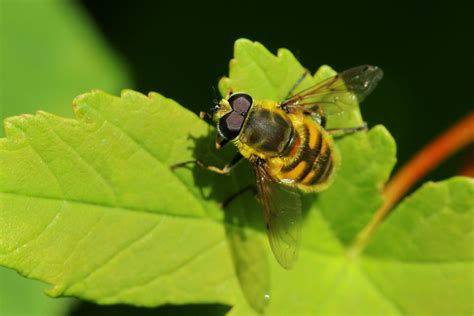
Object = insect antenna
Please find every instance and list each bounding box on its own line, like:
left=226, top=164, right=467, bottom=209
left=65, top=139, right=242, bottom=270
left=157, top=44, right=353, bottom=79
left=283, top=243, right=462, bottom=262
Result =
left=211, top=85, right=220, bottom=105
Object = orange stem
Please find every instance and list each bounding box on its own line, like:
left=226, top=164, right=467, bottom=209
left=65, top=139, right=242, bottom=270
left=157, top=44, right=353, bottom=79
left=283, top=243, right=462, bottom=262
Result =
left=384, top=112, right=474, bottom=210
left=349, top=112, right=474, bottom=256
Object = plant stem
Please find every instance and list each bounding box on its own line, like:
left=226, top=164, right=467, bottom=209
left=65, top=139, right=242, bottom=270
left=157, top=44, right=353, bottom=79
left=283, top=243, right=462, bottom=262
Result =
left=349, top=112, right=474, bottom=256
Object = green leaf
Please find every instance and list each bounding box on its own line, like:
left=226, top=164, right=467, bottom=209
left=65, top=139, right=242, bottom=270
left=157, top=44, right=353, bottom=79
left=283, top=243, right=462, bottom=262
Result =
left=1, top=1, right=130, bottom=314
left=0, top=90, right=246, bottom=307
left=1, top=39, right=472, bottom=315
left=363, top=177, right=474, bottom=315
left=0, top=1, right=130, bottom=132
left=257, top=177, right=473, bottom=316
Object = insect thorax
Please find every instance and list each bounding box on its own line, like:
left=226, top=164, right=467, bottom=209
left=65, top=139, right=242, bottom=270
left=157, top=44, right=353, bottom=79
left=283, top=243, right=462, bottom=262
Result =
left=239, top=106, right=294, bottom=157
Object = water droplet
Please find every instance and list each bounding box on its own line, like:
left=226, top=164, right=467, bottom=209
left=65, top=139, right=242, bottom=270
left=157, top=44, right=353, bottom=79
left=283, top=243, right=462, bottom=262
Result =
left=363, top=81, right=369, bottom=88
left=264, top=293, right=270, bottom=301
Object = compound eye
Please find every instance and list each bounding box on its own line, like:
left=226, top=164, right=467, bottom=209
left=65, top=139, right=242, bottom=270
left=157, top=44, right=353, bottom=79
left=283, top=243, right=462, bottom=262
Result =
left=218, top=111, right=245, bottom=140
left=228, top=93, right=252, bottom=113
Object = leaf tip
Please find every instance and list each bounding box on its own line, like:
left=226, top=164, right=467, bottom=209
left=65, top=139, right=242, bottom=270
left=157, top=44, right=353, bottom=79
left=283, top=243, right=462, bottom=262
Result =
left=72, top=89, right=117, bottom=121
left=233, top=38, right=271, bottom=60
left=35, top=110, right=51, bottom=118
left=147, top=91, right=160, bottom=98
left=275, top=47, right=294, bottom=59
left=72, top=90, right=98, bottom=112
left=218, top=77, right=231, bottom=97
left=44, top=283, right=65, bottom=298
left=368, top=124, right=397, bottom=158
left=2, top=117, right=22, bottom=139
left=120, top=89, right=142, bottom=98
left=234, top=38, right=253, bottom=50
left=3, top=114, right=34, bottom=130
left=73, top=89, right=102, bottom=104
left=2, top=113, right=41, bottom=141
left=314, top=64, right=338, bottom=81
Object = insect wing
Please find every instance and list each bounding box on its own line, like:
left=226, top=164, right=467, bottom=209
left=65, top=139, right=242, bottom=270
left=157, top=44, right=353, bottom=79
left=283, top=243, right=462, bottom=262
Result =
left=281, top=65, right=383, bottom=116
left=254, top=161, right=302, bottom=269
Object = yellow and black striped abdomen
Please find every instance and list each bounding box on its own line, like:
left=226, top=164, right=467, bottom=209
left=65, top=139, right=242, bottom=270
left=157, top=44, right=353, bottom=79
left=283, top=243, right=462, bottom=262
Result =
left=275, top=116, right=338, bottom=192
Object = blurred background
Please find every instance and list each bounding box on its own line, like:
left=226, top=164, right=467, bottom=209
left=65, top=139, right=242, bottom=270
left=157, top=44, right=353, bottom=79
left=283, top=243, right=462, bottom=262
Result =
left=1, top=0, right=472, bottom=315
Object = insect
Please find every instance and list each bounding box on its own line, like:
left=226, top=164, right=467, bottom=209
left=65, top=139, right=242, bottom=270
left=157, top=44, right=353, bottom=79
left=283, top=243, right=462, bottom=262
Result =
left=172, top=65, right=383, bottom=269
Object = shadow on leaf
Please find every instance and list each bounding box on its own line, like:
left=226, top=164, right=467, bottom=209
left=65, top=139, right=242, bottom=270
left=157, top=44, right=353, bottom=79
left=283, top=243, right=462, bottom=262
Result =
left=177, top=127, right=314, bottom=313
left=68, top=301, right=231, bottom=316
left=174, top=128, right=272, bottom=312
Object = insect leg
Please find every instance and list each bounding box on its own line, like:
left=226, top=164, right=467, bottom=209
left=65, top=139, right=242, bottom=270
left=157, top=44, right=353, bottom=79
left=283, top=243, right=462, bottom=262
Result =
left=320, top=113, right=327, bottom=128
left=170, top=152, right=243, bottom=175
left=326, top=123, right=368, bottom=137
left=285, top=69, right=310, bottom=99
left=221, top=185, right=258, bottom=208
left=311, top=106, right=327, bottom=128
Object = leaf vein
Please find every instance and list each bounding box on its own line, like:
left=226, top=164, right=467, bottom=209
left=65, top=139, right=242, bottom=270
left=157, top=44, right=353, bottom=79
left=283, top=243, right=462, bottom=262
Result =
left=59, top=211, right=107, bottom=275
left=15, top=124, right=65, bottom=195
left=1, top=201, right=65, bottom=257
left=87, top=106, right=208, bottom=216
left=46, top=123, right=119, bottom=204
left=70, top=217, right=164, bottom=292
left=358, top=267, right=406, bottom=315
left=110, top=238, right=226, bottom=299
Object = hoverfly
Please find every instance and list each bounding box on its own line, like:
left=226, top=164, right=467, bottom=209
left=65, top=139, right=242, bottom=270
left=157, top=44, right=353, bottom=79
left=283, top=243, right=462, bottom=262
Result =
left=172, top=65, right=383, bottom=269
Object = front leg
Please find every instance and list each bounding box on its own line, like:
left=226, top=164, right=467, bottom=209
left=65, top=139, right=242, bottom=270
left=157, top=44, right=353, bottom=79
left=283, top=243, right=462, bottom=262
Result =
left=326, top=123, right=368, bottom=137
left=170, top=152, right=243, bottom=175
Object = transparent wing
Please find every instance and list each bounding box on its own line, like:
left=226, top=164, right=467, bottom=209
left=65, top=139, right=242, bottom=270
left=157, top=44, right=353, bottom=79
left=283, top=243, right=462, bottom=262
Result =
left=281, top=65, right=383, bottom=115
left=254, top=160, right=302, bottom=269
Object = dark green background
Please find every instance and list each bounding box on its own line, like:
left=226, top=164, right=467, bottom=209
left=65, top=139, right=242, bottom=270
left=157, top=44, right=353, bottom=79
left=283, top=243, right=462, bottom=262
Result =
left=81, top=0, right=473, bottom=182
